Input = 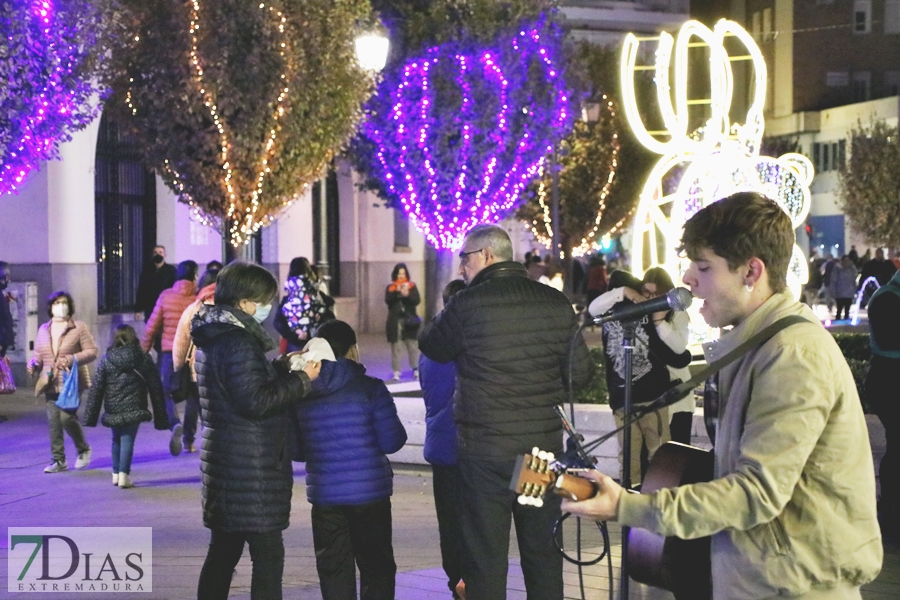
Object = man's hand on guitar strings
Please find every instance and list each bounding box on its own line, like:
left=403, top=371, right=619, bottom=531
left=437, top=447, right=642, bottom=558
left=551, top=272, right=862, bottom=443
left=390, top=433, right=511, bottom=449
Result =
left=561, top=470, right=622, bottom=522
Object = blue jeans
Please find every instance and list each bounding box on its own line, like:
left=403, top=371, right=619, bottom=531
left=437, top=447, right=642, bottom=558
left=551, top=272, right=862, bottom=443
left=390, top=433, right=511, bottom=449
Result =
left=111, top=423, right=140, bottom=475
left=158, top=352, right=180, bottom=430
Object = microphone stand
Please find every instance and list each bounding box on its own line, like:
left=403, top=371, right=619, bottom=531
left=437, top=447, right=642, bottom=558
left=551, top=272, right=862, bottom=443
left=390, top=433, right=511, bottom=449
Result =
left=618, top=317, right=640, bottom=600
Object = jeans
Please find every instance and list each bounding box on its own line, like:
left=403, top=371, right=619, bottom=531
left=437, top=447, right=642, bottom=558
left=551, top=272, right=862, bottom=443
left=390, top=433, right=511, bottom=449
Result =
left=390, top=335, right=419, bottom=373
left=111, top=423, right=140, bottom=474
left=45, top=394, right=90, bottom=463
left=158, top=352, right=181, bottom=430
left=197, top=529, right=285, bottom=600
left=311, top=499, right=396, bottom=600
left=458, top=457, right=563, bottom=600
left=432, top=465, right=464, bottom=593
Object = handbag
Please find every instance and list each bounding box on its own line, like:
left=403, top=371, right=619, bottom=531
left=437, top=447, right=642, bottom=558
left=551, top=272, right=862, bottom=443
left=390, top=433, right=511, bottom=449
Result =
left=402, top=313, right=422, bottom=328
left=55, top=357, right=80, bottom=410
left=168, top=341, right=196, bottom=403
left=0, top=357, right=15, bottom=394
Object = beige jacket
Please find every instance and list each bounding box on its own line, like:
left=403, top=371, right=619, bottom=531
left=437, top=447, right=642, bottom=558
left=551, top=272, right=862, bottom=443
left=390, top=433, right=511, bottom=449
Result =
left=618, top=290, right=882, bottom=599
left=31, top=319, right=98, bottom=393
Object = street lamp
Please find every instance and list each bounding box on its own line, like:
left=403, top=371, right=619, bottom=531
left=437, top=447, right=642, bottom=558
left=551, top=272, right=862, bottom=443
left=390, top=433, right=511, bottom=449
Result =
left=316, top=30, right=389, bottom=295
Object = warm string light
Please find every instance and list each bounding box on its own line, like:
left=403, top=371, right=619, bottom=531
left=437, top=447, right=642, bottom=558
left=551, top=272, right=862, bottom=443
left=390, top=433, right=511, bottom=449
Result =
left=363, top=15, right=570, bottom=250
left=145, top=0, right=295, bottom=246
left=0, top=0, right=101, bottom=195
left=529, top=96, right=620, bottom=258
left=621, top=19, right=813, bottom=342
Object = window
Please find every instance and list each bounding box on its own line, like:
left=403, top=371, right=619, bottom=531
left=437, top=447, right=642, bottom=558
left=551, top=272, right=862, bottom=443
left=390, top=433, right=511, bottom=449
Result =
left=852, top=71, right=871, bottom=102
left=886, top=0, right=900, bottom=34
left=94, top=113, right=157, bottom=314
left=393, top=208, right=410, bottom=249
left=826, top=71, right=850, bottom=87
left=813, top=143, right=821, bottom=170
left=854, top=0, right=872, bottom=33
left=838, top=140, right=846, bottom=170
left=822, top=142, right=830, bottom=171
left=886, top=71, right=900, bottom=96
left=762, top=8, right=773, bottom=40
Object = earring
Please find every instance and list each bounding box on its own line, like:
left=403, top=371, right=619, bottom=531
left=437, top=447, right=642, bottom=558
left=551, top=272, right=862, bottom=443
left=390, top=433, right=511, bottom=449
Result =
left=745, top=283, right=754, bottom=293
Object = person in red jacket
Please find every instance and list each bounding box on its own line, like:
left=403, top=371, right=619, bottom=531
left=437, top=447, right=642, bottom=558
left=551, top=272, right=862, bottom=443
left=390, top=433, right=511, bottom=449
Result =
left=141, top=260, right=197, bottom=455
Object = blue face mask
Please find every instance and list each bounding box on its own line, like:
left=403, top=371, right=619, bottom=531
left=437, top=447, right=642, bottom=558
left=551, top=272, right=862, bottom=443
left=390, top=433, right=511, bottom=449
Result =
left=253, top=303, right=272, bottom=324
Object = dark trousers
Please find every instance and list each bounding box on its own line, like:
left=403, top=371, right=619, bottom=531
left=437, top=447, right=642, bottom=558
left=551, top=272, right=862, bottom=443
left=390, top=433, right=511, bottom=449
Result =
left=458, top=457, right=563, bottom=600
left=158, top=352, right=181, bottom=430
left=432, top=465, right=464, bottom=593
left=835, top=298, right=853, bottom=320
left=669, top=411, right=693, bottom=445
left=45, top=395, right=90, bottom=462
left=183, top=390, right=200, bottom=443
left=311, top=499, right=396, bottom=600
left=197, top=529, right=284, bottom=600
left=876, top=403, right=900, bottom=523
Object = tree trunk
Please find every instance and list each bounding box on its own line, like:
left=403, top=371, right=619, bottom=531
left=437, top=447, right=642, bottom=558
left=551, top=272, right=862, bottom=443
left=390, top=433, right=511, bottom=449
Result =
left=424, top=246, right=456, bottom=321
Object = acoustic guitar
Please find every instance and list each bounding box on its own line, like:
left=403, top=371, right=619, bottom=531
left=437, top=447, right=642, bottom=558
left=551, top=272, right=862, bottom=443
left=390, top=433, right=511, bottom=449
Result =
left=511, top=442, right=713, bottom=599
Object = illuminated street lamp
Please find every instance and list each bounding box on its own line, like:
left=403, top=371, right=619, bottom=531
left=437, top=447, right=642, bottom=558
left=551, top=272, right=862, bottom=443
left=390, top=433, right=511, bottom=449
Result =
left=316, top=30, right=389, bottom=293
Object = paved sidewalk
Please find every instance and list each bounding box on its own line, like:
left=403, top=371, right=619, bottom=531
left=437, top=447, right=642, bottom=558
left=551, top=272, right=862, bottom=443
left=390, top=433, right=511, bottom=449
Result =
left=1, top=331, right=897, bottom=599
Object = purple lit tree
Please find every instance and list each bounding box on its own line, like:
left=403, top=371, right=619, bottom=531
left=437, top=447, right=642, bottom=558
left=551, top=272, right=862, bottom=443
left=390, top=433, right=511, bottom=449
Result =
left=0, top=0, right=111, bottom=195
left=355, top=15, right=571, bottom=250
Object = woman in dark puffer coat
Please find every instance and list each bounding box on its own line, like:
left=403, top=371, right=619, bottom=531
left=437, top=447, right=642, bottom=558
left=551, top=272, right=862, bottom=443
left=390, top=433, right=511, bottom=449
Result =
left=83, top=324, right=168, bottom=488
left=192, top=262, right=320, bottom=600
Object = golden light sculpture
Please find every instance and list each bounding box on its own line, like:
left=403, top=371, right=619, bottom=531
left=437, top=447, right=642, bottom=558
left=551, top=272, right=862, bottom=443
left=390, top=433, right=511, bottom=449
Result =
left=621, top=19, right=812, bottom=317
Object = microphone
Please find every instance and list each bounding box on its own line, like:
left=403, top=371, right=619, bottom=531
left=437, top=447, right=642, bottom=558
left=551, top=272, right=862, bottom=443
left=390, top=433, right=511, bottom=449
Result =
left=592, top=287, right=693, bottom=325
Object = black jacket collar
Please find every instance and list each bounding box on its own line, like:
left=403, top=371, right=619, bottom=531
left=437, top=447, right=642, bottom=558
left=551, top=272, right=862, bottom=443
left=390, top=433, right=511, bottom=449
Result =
left=469, top=261, right=528, bottom=287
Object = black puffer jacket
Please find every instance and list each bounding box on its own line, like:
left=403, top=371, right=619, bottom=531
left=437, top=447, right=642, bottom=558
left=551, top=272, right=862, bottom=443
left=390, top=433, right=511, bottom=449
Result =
left=419, top=261, right=594, bottom=460
left=83, top=345, right=168, bottom=429
left=192, top=304, right=312, bottom=533
left=385, top=283, right=421, bottom=343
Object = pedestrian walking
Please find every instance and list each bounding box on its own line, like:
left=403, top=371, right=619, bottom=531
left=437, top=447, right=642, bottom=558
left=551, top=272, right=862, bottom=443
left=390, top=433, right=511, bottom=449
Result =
left=385, top=263, right=420, bottom=381
left=141, top=260, right=198, bottom=455
left=82, top=325, right=169, bottom=488
left=28, top=291, right=98, bottom=473
left=293, top=320, right=407, bottom=600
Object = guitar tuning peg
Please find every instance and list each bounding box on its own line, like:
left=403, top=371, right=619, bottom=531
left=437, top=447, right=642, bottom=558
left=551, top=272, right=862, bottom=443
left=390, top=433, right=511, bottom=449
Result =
left=517, top=495, right=528, bottom=505
left=532, top=446, right=540, bottom=456
left=534, top=497, right=544, bottom=508
left=537, top=450, right=548, bottom=461
left=546, top=452, right=555, bottom=462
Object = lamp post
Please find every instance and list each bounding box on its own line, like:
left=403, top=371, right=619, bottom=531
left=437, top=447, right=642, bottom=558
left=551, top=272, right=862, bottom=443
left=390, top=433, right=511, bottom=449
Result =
left=315, top=30, right=389, bottom=295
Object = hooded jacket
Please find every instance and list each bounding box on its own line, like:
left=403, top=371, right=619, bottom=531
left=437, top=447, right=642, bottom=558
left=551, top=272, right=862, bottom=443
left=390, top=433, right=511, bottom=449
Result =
left=83, top=345, right=168, bottom=429
left=192, top=304, right=312, bottom=533
left=293, top=357, right=406, bottom=506
left=418, top=261, right=594, bottom=460
left=617, top=291, right=882, bottom=598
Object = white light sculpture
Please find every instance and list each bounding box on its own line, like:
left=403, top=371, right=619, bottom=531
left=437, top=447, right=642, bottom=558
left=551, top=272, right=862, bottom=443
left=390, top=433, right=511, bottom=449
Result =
left=621, top=19, right=812, bottom=318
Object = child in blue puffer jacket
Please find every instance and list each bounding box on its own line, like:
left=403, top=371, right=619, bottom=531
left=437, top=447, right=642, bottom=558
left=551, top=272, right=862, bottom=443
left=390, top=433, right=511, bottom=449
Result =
left=293, top=320, right=407, bottom=600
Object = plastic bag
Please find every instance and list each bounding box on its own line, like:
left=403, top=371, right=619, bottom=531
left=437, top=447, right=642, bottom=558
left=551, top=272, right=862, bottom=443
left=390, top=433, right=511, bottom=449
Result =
left=55, top=357, right=80, bottom=410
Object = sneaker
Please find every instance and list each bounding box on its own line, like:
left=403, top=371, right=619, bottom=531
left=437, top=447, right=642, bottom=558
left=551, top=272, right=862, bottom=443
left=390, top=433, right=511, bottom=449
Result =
left=112, top=473, right=119, bottom=486
left=185, top=442, right=197, bottom=453
left=169, top=424, right=184, bottom=456
left=118, top=473, right=133, bottom=488
left=391, top=371, right=401, bottom=381
left=74, top=448, right=92, bottom=469
left=44, top=460, right=67, bottom=473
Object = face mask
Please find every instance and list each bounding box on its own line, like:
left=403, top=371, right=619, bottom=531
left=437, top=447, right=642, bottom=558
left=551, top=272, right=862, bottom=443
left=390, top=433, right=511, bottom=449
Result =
left=252, top=303, right=272, bottom=323
left=52, top=304, right=69, bottom=319
left=153, top=254, right=164, bottom=265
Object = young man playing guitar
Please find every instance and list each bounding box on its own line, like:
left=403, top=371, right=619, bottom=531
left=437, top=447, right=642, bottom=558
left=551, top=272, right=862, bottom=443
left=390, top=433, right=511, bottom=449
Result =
left=563, top=192, right=882, bottom=599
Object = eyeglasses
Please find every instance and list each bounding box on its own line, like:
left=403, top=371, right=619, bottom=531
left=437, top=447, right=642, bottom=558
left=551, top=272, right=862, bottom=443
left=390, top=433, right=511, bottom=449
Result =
left=458, top=248, right=484, bottom=264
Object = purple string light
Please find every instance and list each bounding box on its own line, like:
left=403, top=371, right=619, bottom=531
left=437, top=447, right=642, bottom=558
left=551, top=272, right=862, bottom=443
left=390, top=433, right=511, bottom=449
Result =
left=362, top=16, right=570, bottom=249
left=0, top=0, right=104, bottom=195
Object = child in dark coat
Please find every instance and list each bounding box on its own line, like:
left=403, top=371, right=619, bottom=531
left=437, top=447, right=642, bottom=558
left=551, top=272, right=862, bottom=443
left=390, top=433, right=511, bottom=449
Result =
left=83, top=324, right=168, bottom=488
left=293, top=320, right=407, bottom=600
